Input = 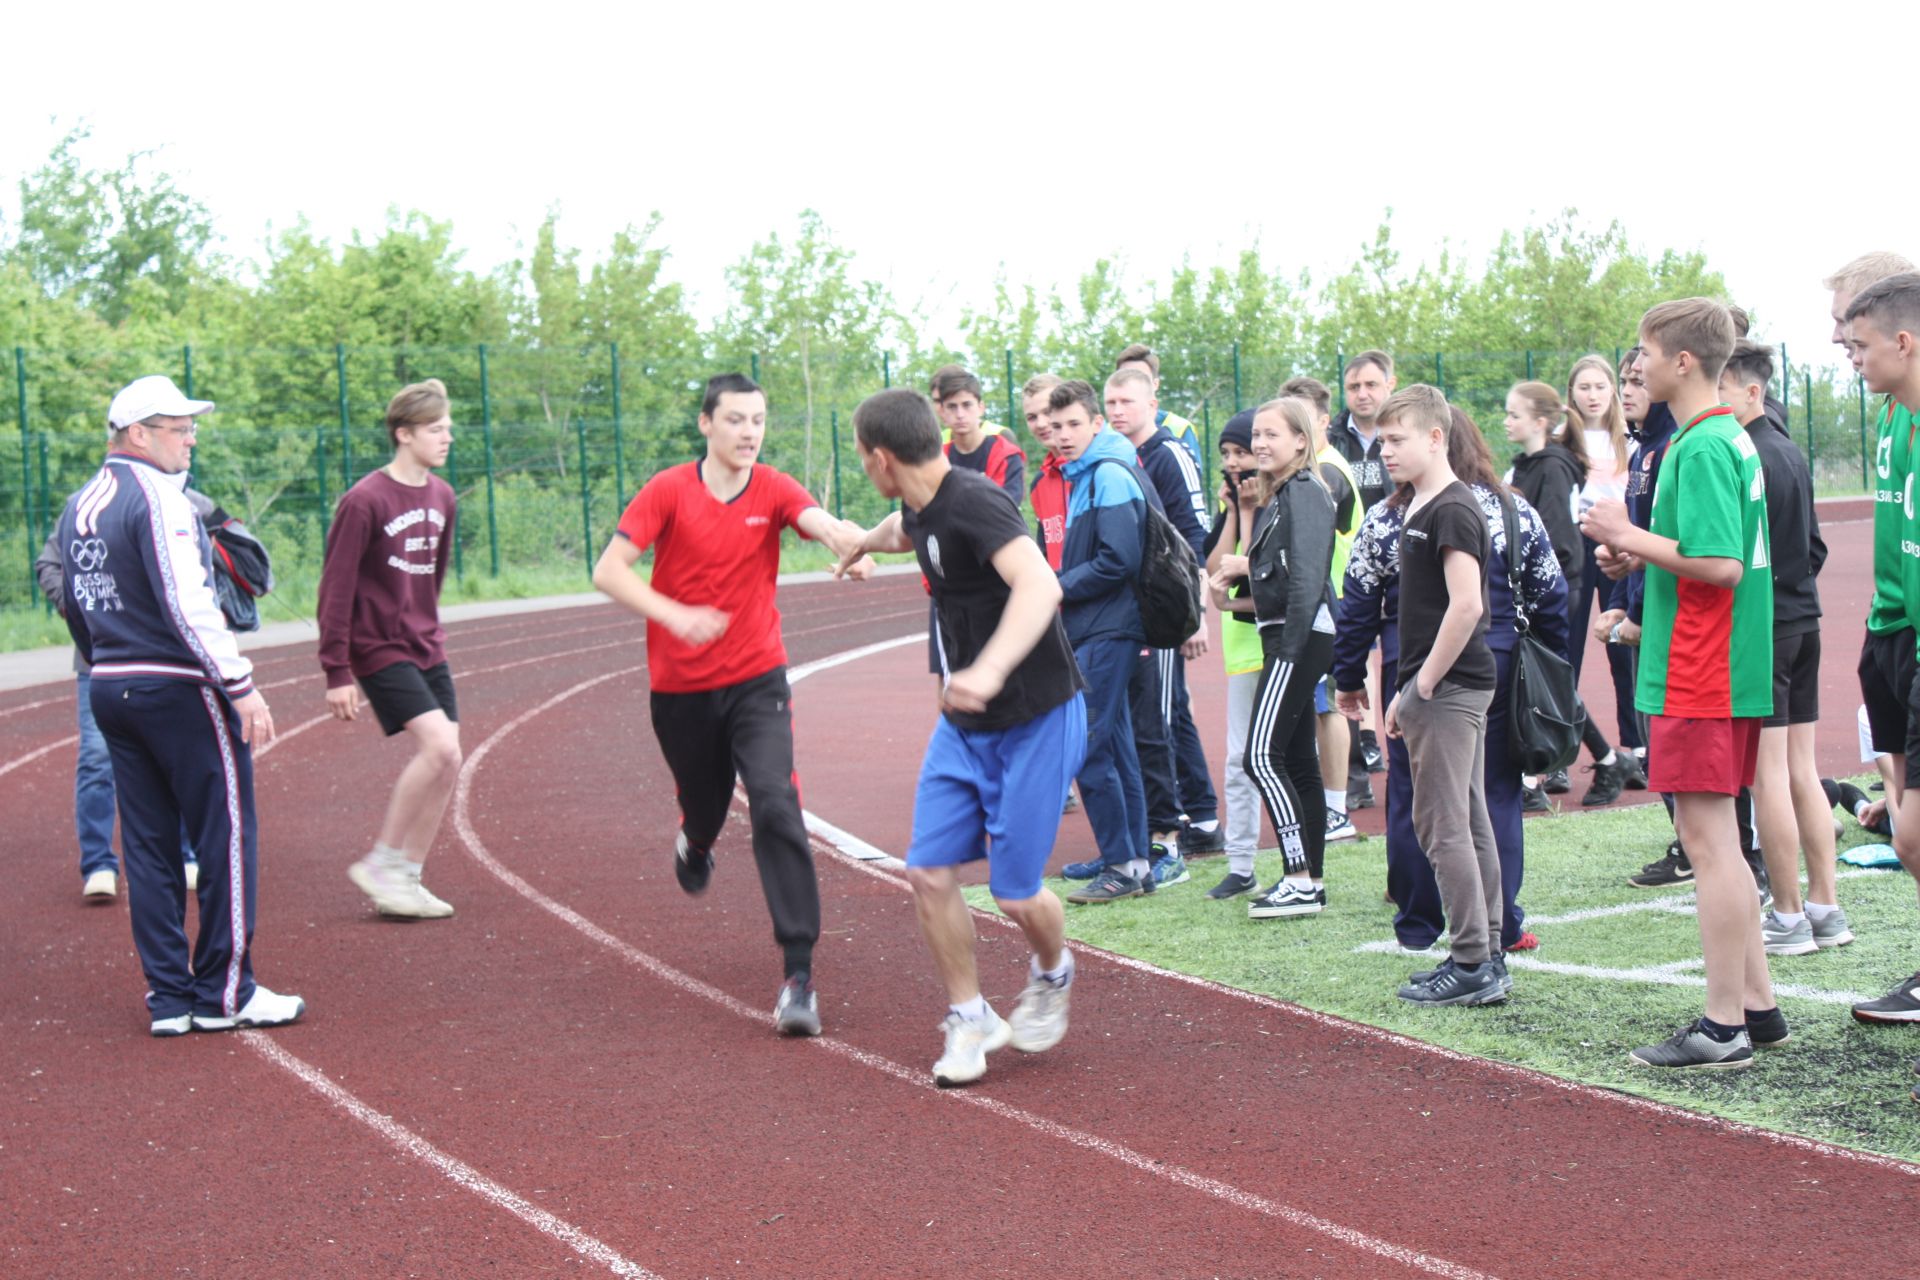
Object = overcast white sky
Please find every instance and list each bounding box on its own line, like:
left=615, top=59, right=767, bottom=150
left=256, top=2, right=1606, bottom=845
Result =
left=6, top=2, right=1917, bottom=374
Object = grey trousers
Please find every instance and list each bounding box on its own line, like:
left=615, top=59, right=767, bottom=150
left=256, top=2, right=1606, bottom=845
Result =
left=1398, top=679, right=1501, bottom=965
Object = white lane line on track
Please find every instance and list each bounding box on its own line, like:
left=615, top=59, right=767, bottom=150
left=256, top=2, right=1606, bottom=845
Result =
left=242, top=1034, right=659, bottom=1280
left=0, top=693, right=69, bottom=720
left=780, top=639, right=1920, bottom=1181
left=0, top=733, right=77, bottom=777
left=454, top=657, right=1499, bottom=1280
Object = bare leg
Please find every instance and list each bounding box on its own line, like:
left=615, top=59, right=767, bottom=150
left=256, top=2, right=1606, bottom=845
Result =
left=1787, top=724, right=1838, bottom=906
left=376, top=711, right=463, bottom=863
left=997, top=888, right=1066, bottom=974
left=907, top=865, right=979, bottom=1005
left=1674, top=792, right=1774, bottom=1023
left=1316, top=711, right=1349, bottom=797
left=1751, top=727, right=1802, bottom=914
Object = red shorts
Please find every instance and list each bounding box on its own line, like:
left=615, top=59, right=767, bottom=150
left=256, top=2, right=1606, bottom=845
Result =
left=1645, top=715, right=1761, bottom=796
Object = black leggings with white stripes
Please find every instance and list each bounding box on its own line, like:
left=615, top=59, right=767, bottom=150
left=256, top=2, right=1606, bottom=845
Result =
left=1244, top=628, right=1334, bottom=878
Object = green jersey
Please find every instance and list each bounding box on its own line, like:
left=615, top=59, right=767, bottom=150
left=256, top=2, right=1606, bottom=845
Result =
left=1635, top=406, right=1774, bottom=720
left=1870, top=399, right=1914, bottom=634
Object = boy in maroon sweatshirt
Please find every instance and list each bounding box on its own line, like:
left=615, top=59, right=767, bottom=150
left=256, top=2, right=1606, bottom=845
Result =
left=317, top=378, right=461, bottom=920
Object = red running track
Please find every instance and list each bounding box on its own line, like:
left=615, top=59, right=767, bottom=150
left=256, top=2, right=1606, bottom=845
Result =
left=2, top=539, right=1916, bottom=1279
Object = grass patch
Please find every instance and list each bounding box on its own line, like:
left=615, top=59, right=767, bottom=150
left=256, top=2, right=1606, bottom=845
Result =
left=966, top=791, right=1920, bottom=1162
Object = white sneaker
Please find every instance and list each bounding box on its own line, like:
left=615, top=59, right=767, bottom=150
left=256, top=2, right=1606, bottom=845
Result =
left=932, top=1007, right=1012, bottom=1087
left=83, top=869, right=117, bottom=900
left=184, top=861, right=199, bottom=892
left=150, top=1012, right=191, bottom=1037
left=349, top=853, right=453, bottom=919
left=192, top=985, right=306, bottom=1032
left=1008, top=971, right=1072, bottom=1053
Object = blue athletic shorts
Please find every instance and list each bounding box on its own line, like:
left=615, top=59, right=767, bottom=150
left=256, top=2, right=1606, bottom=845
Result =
left=1313, top=676, right=1331, bottom=716
left=907, top=693, right=1088, bottom=900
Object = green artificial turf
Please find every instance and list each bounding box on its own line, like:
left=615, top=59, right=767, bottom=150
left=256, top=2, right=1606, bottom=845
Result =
left=964, top=788, right=1920, bottom=1162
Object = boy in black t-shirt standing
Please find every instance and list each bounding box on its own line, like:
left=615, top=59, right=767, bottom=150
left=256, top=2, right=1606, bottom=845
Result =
left=1376, top=386, right=1508, bottom=1006
left=840, top=389, right=1089, bottom=1088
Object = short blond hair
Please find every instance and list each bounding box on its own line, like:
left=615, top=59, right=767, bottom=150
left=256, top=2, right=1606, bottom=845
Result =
left=1375, top=384, right=1451, bottom=437
left=386, top=378, right=449, bottom=447
left=1021, top=373, right=1062, bottom=400
left=1639, top=298, right=1735, bottom=380
left=1824, top=252, right=1916, bottom=299
left=1277, top=375, right=1332, bottom=416
left=1105, top=367, right=1155, bottom=397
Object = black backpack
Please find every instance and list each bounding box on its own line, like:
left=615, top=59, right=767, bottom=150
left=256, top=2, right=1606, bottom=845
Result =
left=1092, top=459, right=1204, bottom=650
left=1498, top=492, right=1583, bottom=774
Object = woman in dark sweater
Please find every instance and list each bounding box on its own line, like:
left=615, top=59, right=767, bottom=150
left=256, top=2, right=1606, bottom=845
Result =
left=1504, top=381, right=1645, bottom=808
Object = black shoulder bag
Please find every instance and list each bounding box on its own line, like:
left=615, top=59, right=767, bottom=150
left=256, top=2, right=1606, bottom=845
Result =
left=1499, top=492, right=1584, bottom=774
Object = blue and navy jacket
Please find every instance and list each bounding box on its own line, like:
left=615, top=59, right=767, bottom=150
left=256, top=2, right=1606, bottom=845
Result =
left=56, top=454, right=255, bottom=699
left=1607, top=403, right=1679, bottom=624
left=1058, top=429, right=1149, bottom=646
left=1133, top=424, right=1209, bottom=560
left=1333, top=486, right=1569, bottom=692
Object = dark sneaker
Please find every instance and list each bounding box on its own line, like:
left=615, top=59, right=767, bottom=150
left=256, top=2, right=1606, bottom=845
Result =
left=1745, top=1007, right=1790, bottom=1049
left=1853, top=972, right=1920, bottom=1024
left=1061, top=858, right=1102, bottom=881
left=674, top=832, right=714, bottom=896
left=1521, top=783, right=1551, bottom=813
left=1347, top=777, right=1376, bottom=811
left=1628, top=842, right=1693, bottom=888
left=1542, top=768, right=1572, bottom=795
left=1408, top=956, right=1454, bottom=985
left=1619, top=753, right=1649, bottom=790
left=1066, top=868, right=1147, bottom=904
left=774, top=976, right=821, bottom=1036
left=1206, top=871, right=1260, bottom=899
left=1325, top=809, right=1359, bottom=842
left=1150, top=851, right=1190, bottom=887
left=1248, top=881, right=1325, bottom=919
left=1360, top=729, right=1383, bottom=773
left=1629, top=1020, right=1753, bottom=1069
left=1746, top=852, right=1772, bottom=910
left=1492, top=953, right=1513, bottom=995
left=1580, top=759, right=1626, bottom=807
left=1180, top=823, right=1225, bottom=855
left=1398, top=960, right=1507, bottom=1005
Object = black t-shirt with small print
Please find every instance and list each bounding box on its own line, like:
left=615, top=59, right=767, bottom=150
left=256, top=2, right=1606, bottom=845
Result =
left=1395, top=480, right=1496, bottom=692
left=904, top=469, right=1084, bottom=732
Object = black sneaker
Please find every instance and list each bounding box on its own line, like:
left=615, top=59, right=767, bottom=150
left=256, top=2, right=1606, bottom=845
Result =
left=1397, top=959, right=1507, bottom=1006
left=1853, top=972, right=1920, bottom=1024
left=1347, top=776, right=1376, bottom=811
left=1493, top=953, right=1513, bottom=996
left=1360, top=729, right=1383, bottom=773
left=1066, top=868, right=1148, bottom=904
left=1408, top=956, right=1455, bottom=985
left=1521, top=783, right=1551, bottom=813
left=1580, top=759, right=1625, bottom=807
left=1746, top=851, right=1772, bottom=910
left=774, top=976, right=821, bottom=1036
left=675, top=832, right=714, bottom=895
left=1542, top=768, right=1572, bottom=795
left=1181, top=822, right=1225, bottom=855
left=1206, top=871, right=1260, bottom=899
left=1745, top=1007, right=1790, bottom=1049
left=1628, top=842, right=1692, bottom=888
left=1628, top=1020, right=1753, bottom=1069
left=1618, top=754, right=1649, bottom=790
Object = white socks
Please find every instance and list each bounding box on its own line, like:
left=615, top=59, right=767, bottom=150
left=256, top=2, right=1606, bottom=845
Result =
left=951, top=995, right=988, bottom=1021
left=1323, top=787, right=1347, bottom=815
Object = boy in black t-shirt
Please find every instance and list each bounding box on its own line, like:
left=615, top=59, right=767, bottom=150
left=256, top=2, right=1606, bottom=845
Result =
left=839, top=389, right=1089, bottom=1088
left=1376, top=386, right=1508, bottom=1007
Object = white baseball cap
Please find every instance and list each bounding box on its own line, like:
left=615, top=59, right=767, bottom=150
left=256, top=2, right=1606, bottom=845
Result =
left=107, top=375, right=215, bottom=435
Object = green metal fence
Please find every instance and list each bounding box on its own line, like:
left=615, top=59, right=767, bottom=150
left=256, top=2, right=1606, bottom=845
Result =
left=3, top=342, right=1884, bottom=613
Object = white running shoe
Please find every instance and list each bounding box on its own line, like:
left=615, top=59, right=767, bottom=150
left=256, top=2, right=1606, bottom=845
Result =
left=191, top=986, right=306, bottom=1032
left=83, top=870, right=117, bottom=900
left=933, top=1006, right=1012, bottom=1087
left=1009, top=971, right=1072, bottom=1053
left=349, top=852, right=453, bottom=919
left=150, top=1012, right=191, bottom=1037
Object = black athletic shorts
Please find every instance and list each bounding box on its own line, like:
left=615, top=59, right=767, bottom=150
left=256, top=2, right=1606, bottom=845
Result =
left=359, top=660, right=459, bottom=737
left=1765, top=630, right=1820, bottom=728
left=1858, top=627, right=1917, bottom=756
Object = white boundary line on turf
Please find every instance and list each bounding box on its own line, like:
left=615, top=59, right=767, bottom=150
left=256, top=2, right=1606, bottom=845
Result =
left=242, top=1034, right=659, bottom=1280
left=782, top=634, right=1920, bottom=1181
left=453, top=656, right=1500, bottom=1280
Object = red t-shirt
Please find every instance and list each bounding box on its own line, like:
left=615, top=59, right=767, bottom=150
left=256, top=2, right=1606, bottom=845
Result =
left=616, top=461, right=819, bottom=692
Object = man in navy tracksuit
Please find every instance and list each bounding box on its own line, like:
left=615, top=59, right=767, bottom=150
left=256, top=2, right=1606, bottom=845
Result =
left=57, top=375, right=304, bottom=1037
left=1104, top=367, right=1219, bottom=881
left=1042, top=381, right=1157, bottom=905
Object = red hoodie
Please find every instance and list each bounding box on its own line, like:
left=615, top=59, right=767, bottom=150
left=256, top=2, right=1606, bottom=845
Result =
left=1031, top=452, right=1070, bottom=570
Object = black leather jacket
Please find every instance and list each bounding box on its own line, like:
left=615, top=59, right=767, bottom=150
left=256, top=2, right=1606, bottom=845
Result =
left=1247, top=468, right=1338, bottom=663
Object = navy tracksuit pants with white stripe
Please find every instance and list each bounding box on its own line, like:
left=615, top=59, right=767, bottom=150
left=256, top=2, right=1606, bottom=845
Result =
left=92, top=678, right=258, bottom=1021
left=1244, top=630, right=1333, bottom=878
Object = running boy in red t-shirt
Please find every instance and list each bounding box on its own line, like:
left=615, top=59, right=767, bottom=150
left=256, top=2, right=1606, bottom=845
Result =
left=1583, top=299, right=1779, bottom=1069
left=592, top=373, right=869, bottom=1035
left=318, top=379, right=461, bottom=921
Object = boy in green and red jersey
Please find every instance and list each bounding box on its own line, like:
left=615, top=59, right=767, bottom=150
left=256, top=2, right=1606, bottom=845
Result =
left=1583, top=298, right=1779, bottom=1070
left=1840, top=273, right=1920, bottom=1041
